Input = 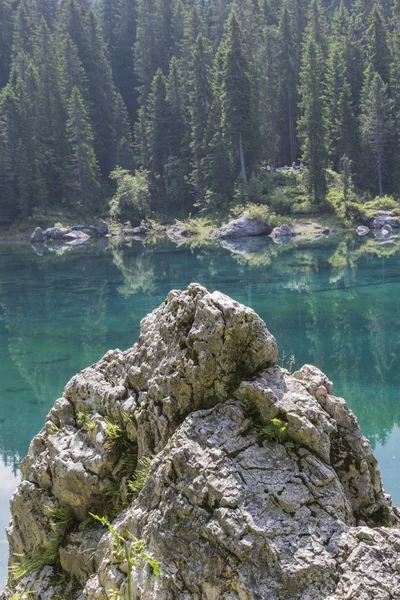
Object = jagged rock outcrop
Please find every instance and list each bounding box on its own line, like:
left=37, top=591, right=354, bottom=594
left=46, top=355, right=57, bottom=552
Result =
left=2, top=284, right=400, bottom=600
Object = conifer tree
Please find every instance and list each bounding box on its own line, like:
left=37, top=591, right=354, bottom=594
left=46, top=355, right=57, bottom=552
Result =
left=33, top=19, right=66, bottom=198
left=327, top=3, right=359, bottom=170
left=135, top=0, right=162, bottom=102
left=114, top=92, right=134, bottom=171
left=220, top=12, right=253, bottom=183
left=85, top=9, right=117, bottom=177
left=64, top=87, right=101, bottom=212
left=113, top=0, right=138, bottom=121
left=0, top=112, right=15, bottom=217
left=58, top=34, right=89, bottom=104
left=98, top=0, right=119, bottom=63
left=188, top=33, right=212, bottom=203
left=0, top=0, right=14, bottom=89
left=166, top=56, right=190, bottom=212
left=298, top=0, right=329, bottom=204
left=364, top=2, right=391, bottom=87
left=360, top=71, right=392, bottom=196
left=12, top=0, right=35, bottom=59
left=146, top=69, right=168, bottom=202
left=277, top=1, right=297, bottom=165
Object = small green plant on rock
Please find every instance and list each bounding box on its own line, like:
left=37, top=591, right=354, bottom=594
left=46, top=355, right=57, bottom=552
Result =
left=10, top=540, right=60, bottom=581
left=257, top=418, right=294, bottom=449
left=104, top=417, right=128, bottom=452
left=76, top=408, right=95, bottom=432
left=10, top=505, right=78, bottom=582
left=90, top=513, right=160, bottom=600
left=128, top=456, right=153, bottom=495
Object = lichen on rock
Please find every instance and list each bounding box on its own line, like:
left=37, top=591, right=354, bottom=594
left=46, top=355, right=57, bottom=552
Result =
left=2, top=284, right=400, bottom=600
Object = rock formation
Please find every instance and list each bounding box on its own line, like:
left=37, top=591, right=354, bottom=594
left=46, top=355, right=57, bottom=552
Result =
left=2, top=284, right=400, bottom=600
left=219, top=216, right=272, bottom=239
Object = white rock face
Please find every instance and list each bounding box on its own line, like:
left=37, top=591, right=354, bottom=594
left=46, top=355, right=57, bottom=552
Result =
left=2, top=285, right=400, bottom=600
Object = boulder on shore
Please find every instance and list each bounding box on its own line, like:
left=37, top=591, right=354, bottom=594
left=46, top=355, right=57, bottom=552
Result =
left=89, top=222, right=108, bottom=237
left=43, top=227, right=70, bottom=240
left=2, top=285, right=400, bottom=600
left=369, top=211, right=400, bottom=229
left=271, top=224, right=294, bottom=238
left=30, top=227, right=44, bottom=243
left=219, top=215, right=272, bottom=239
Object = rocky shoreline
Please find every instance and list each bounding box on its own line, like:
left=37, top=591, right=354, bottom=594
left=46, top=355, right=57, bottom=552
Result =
left=2, top=284, right=400, bottom=599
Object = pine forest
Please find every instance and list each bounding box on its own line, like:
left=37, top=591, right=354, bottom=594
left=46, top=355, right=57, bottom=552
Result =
left=0, top=0, right=399, bottom=225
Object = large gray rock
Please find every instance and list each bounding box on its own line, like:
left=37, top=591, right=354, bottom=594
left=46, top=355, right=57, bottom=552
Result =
left=89, top=222, right=108, bottom=237
left=369, top=211, right=400, bottom=229
left=2, top=285, right=400, bottom=600
left=44, top=227, right=70, bottom=240
left=30, top=227, right=44, bottom=243
left=271, top=224, right=294, bottom=238
left=219, top=216, right=272, bottom=239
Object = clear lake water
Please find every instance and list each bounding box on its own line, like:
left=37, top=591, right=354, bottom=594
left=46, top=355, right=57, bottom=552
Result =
left=1, top=234, right=400, bottom=584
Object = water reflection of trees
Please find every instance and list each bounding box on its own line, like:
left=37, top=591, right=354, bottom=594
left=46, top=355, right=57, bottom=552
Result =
left=2, top=234, right=400, bottom=470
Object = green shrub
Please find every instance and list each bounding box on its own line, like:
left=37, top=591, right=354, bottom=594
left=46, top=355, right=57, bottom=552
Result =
left=109, top=168, right=151, bottom=225
left=363, top=195, right=400, bottom=216
left=230, top=202, right=270, bottom=225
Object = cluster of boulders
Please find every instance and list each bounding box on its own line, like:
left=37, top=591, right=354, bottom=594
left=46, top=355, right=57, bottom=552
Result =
left=30, top=223, right=108, bottom=246
left=357, top=211, right=400, bottom=240
left=2, top=284, right=400, bottom=600
left=218, top=214, right=298, bottom=243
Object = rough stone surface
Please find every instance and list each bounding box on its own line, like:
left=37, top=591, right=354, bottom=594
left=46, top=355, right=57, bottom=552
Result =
left=167, top=224, right=194, bottom=240
left=43, top=227, right=70, bottom=240
left=89, top=222, right=108, bottom=237
left=219, top=216, right=272, bottom=239
left=2, top=285, right=400, bottom=600
left=369, top=212, right=400, bottom=229
left=30, top=227, right=44, bottom=243
left=271, top=224, right=295, bottom=238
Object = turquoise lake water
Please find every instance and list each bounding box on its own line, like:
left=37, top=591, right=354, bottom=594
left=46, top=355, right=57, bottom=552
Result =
left=1, top=234, right=400, bottom=583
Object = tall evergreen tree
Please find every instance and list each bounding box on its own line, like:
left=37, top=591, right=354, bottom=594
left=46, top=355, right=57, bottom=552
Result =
left=0, top=111, right=15, bottom=218
left=0, top=0, right=14, bottom=89
left=64, top=87, right=101, bottom=212
left=145, top=69, right=168, bottom=202
left=360, top=71, right=392, bottom=196
left=327, top=3, right=359, bottom=170
left=135, top=0, right=163, bottom=102
left=113, top=0, right=138, bottom=121
left=85, top=9, right=117, bottom=177
left=58, top=33, right=89, bottom=103
left=220, top=12, right=253, bottom=183
left=277, top=1, right=297, bottom=165
left=188, top=33, right=212, bottom=203
left=298, top=0, right=329, bottom=204
left=33, top=18, right=66, bottom=197
left=114, top=92, right=134, bottom=170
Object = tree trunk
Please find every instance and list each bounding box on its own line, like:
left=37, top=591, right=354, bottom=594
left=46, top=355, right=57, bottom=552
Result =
left=239, top=132, right=247, bottom=183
